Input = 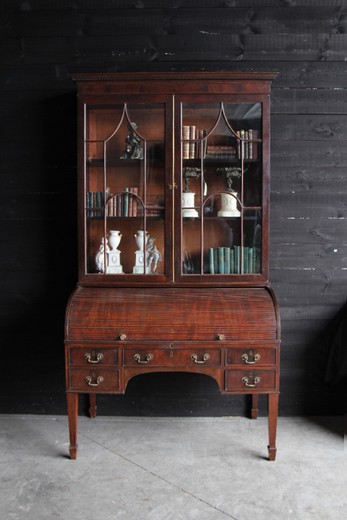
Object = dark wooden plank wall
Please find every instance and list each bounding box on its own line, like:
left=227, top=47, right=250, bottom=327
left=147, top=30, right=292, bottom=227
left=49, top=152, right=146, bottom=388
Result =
left=1, top=1, right=346, bottom=416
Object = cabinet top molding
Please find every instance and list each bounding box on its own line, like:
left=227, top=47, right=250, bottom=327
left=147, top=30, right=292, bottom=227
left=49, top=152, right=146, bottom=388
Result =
left=72, top=71, right=278, bottom=82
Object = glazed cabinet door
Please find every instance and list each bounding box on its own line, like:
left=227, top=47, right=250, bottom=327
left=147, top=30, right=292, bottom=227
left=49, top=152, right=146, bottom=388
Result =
left=79, top=95, right=173, bottom=284
left=174, top=95, right=270, bottom=284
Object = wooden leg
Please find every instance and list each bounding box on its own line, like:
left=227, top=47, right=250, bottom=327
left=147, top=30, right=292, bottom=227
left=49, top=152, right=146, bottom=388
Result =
left=67, top=392, right=78, bottom=460
left=267, top=393, right=279, bottom=461
left=251, top=393, right=259, bottom=419
left=89, top=393, right=97, bottom=418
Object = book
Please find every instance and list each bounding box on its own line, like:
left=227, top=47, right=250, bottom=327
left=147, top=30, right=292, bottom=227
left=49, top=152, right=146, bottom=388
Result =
left=234, top=245, right=240, bottom=274
left=130, top=187, right=138, bottom=217
left=189, top=125, right=196, bottom=159
left=224, top=247, right=230, bottom=274
left=123, top=187, right=129, bottom=217
left=206, top=145, right=236, bottom=159
left=209, top=247, right=215, bottom=274
left=182, top=125, right=190, bottom=159
left=218, top=247, right=224, bottom=275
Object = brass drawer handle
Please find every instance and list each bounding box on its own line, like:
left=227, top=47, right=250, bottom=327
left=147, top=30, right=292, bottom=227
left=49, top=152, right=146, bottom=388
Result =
left=242, top=376, right=261, bottom=388
left=191, top=353, right=210, bottom=364
left=85, top=375, right=104, bottom=387
left=84, top=352, right=104, bottom=364
left=241, top=351, right=261, bottom=365
left=134, top=353, right=154, bottom=364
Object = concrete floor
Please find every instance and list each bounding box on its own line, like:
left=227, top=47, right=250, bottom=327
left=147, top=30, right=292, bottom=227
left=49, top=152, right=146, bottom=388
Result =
left=0, top=414, right=345, bottom=520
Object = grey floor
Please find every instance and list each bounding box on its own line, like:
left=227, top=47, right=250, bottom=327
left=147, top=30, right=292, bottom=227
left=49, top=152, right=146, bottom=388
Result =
left=0, top=414, right=345, bottom=520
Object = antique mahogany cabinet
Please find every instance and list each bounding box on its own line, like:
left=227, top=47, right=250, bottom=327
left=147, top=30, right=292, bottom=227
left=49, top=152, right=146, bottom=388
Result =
left=65, top=72, right=280, bottom=460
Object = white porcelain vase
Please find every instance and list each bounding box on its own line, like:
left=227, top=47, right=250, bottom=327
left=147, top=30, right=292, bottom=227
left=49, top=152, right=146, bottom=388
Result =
left=134, top=230, right=148, bottom=251
left=108, top=230, right=122, bottom=250
left=218, top=192, right=240, bottom=217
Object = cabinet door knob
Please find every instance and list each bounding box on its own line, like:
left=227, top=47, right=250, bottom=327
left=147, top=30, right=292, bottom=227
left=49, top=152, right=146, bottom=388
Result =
left=119, top=334, right=127, bottom=341
left=191, top=353, right=210, bottom=364
left=217, top=334, right=225, bottom=341
left=134, top=353, right=154, bottom=364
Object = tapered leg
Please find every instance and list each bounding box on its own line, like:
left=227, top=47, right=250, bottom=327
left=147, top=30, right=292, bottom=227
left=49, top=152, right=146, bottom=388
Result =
left=67, top=392, right=78, bottom=460
left=267, top=393, right=279, bottom=461
left=89, top=393, right=97, bottom=418
left=250, top=394, right=259, bottom=419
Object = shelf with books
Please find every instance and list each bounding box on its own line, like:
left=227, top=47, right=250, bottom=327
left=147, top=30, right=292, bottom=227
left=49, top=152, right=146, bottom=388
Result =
left=208, top=246, right=260, bottom=275
left=182, top=126, right=260, bottom=161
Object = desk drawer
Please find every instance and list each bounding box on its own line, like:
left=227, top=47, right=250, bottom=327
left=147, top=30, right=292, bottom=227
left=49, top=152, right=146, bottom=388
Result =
left=68, top=368, right=119, bottom=392
left=124, top=347, right=221, bottom=367
left=226, top=347, right=276, bottom=367
left=69, top=347, right=118, bottom=366
left=225, top=369, right=276, bottom=391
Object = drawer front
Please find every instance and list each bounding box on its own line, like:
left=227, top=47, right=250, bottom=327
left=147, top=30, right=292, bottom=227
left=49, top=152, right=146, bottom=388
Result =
left=124, top=348, right=221, bottom=367
left=225, top=369, right=276, bottom=391
left=68, top=368, right=119, bottom=392
left=69, top=347, right=118, bottom=366
left=226, top=348, right=276, bottom=367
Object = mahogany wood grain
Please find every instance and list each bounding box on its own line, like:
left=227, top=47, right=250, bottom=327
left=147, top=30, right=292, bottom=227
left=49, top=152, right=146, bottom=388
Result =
left=65, top=72, right=280, bottom=461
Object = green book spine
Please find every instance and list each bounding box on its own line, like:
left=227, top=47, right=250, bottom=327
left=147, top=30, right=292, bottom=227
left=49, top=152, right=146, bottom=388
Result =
left=224, top=247, right=230, bottom=274
left=248, top=247, right=254, bottom=273
left=123, top=187, right=129, bottom=217
left=230, top=248, right=235, bottom=274
left=234, top=246, right=240, bottom=274
left=209, top=247, right=215, bottom=274
left=86, top=192, right=91, bottom=216
left=218, top=247, right=224, bottom=275
left=96, top=191, right=103, bottom=217
left=214, top=248, right=219, bottom=274
left=243, top=247, right=249, bottom=274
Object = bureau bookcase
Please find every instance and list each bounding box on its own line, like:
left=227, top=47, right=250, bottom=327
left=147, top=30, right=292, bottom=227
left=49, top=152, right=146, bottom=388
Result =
left=65, top=72, right=280, bottom=460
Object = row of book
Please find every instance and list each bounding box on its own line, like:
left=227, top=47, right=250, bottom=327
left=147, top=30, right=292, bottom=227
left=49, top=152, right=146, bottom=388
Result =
left=237, top=129, right=258, bottom=160
left=182, top=126, right=207, bottom=159
left=86, top=188, right=138, bottom=217
left=209, top=246, right=260, bottom=274
left=182, top=125, right=259, bottom=160
left=107, top=187, right=139, bottom=217
left=86, top=191, right=105, bottom=217
left=86, top=189, right=164, bottom=218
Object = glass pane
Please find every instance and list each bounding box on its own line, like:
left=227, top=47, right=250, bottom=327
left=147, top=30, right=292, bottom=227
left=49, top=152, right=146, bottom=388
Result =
left=181, top=101, right=262, bottom=277
left=85, top=103, right=165, bottom=276
left=242, top=209, right=262, bottom=274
